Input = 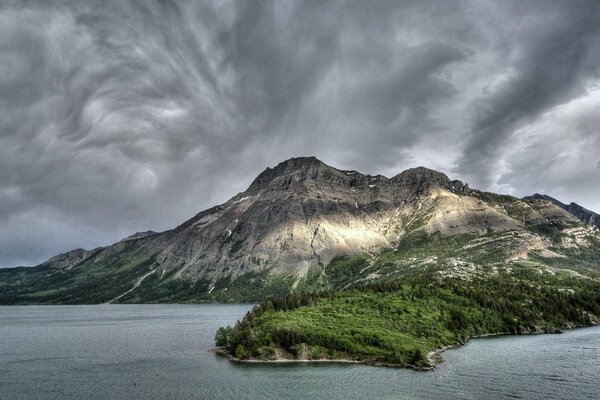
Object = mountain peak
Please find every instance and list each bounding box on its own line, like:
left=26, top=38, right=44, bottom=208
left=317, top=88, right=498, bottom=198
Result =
left=247, top=156, right=330, bottom=190
left=392, top=166, right=451, bottom=187
left=248, top=157, right=464, bottom=193
left=273, top=156, right=322, bottom=169
left=399, top=166, right=449, bottom=178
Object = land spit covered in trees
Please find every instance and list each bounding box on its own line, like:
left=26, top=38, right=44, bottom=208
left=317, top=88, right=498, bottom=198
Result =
left=215, top=268, right=600, bottom=370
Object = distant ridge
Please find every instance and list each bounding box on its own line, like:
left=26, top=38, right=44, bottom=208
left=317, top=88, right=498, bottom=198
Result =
left=524, top=193, right=600, bottom=229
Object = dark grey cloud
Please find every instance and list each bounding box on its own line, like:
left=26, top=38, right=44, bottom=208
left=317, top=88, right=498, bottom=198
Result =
left=454, top=1, right=600, bottom=189
left=1, top=0, right=599, bottom=267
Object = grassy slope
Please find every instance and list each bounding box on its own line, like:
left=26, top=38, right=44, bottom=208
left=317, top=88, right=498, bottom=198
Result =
left=0, top=244, right=157, bottom=304
left=117, top=268, right=296, bottom=303
left=0, top=253, right=297, bottom=304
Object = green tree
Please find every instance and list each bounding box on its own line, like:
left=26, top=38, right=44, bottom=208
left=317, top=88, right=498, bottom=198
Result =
left=215, top=326, right=234, bottom=349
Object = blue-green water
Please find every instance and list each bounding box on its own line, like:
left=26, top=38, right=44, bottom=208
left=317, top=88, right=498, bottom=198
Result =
left=0, top=304, right=599, bottom=399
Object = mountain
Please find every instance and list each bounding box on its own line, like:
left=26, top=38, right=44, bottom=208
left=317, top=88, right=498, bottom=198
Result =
left=524, top=193, right=600, bottom=229
left=1, top=156, right=599, bottom=304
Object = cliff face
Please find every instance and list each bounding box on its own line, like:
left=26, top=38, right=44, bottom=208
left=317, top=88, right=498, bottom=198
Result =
left=182, top=159, right=588, bottom=278
left=1, top=157, right=598, bottom=304
left=145, top=157, right=578, bottom=285
left=161, top=158, right=449, bottom=282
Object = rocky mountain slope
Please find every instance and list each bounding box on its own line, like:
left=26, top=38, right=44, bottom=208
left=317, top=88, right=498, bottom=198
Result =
left=1, top=157, right=599, bottom=304
left=524, top=193, right=600, bottom=229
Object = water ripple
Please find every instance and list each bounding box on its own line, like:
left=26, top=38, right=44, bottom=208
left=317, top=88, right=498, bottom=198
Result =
left=1, top=305, right=599, bottom=400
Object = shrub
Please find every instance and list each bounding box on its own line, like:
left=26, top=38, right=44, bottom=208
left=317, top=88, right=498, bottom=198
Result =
left=235, top=344, right=249, bottom=359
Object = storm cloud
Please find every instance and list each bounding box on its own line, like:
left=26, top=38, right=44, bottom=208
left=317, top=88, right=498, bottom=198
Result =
left=1, top=0, right=599, bottom=267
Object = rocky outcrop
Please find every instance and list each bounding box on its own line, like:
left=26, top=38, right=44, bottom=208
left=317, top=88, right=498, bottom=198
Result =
left=122, top=231, right=158, bottom=242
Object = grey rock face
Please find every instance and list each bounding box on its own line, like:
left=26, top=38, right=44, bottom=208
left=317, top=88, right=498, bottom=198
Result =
left=153, top=158, right=464, bottom=283
left=135, top=157, right=580, bottom=286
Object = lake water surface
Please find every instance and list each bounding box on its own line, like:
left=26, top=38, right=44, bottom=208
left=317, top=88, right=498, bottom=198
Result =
left=1, top=304, right=599, bottom=399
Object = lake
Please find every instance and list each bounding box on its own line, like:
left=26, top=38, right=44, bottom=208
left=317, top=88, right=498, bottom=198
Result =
left=1, top=304, right=599, bottom=399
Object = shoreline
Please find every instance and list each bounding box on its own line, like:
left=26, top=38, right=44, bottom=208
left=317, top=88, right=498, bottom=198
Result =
left=214, top=348, right=431, bottom=370
left=216, top=323, right=598, bottom=372
left=428, top=323, right=600, bottom=367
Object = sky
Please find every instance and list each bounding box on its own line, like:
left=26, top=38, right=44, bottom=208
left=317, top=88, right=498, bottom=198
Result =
left=1, top=0, right=600, bottom=267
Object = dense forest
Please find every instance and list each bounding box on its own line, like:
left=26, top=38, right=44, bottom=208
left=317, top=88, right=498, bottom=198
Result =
left=215, top=266, right=600, bottom=369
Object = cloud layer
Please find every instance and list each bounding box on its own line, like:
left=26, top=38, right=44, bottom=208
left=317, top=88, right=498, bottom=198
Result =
left=1, top=0, right=599, bottom=267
